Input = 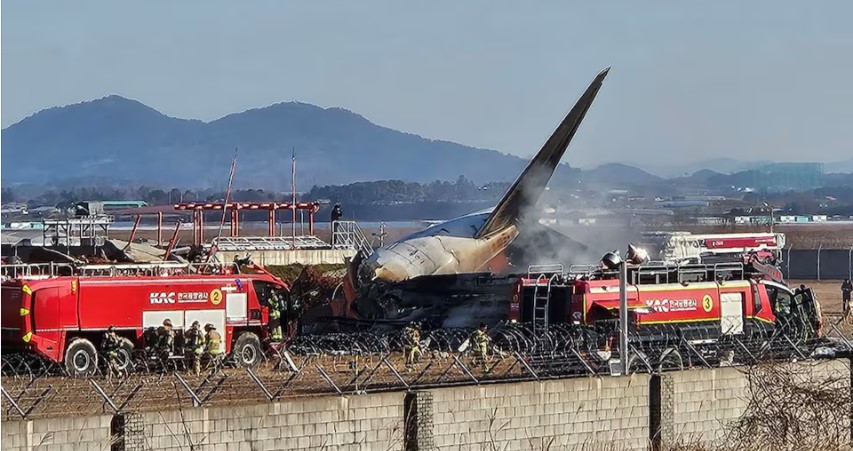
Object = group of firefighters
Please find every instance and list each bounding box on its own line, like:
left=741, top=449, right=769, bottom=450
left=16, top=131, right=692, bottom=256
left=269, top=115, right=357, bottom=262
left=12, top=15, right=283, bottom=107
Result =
left=101, top=319, right=225, bottom=377
left=402, top=321, right=493, bottom=371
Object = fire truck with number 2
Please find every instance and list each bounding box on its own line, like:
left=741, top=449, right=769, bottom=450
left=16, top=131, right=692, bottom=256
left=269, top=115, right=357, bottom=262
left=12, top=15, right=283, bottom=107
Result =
left=1, top=263, right=293, bottom=376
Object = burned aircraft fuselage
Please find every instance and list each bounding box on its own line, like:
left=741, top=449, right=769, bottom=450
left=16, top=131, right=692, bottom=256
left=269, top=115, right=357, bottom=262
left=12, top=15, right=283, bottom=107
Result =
left=358, top=68, right=610, bottom=286
left=354, top=271, right=522, bottom=329
left=358, top=209, right=517, bottom=284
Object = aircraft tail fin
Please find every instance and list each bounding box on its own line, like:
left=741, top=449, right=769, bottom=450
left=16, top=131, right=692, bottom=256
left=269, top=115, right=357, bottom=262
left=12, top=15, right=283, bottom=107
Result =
left=476, top=68, right=609, bottom=239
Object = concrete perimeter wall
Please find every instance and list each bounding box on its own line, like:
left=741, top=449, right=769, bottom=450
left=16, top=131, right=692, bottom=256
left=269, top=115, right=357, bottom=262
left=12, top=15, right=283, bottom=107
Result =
left=123, top=391, right=405, bottom=451
left=2, top=360, right=850, bottom=451
left=1, top=414, right=113, bottom=451
left=656, top=359, right=850, bottom=446
left=426, top=375, right=650, bottom=450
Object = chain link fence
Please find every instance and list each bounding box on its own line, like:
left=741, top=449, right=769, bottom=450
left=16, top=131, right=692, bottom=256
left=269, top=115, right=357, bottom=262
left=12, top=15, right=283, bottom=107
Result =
left=780, top=246, right=853, bottom=280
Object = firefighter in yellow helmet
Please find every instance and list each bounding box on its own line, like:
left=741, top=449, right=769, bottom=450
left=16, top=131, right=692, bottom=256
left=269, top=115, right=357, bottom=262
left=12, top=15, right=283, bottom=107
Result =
left=101, top=325, right=122, bottom=379
left=204, top=323, right=225, bottom=368
left=157, top=319, right=175, bottom=358
left=268, top=290, right=283, bottom=341
left=403, top=322, right=421, bottom=370
left=471, top=323, right=491, bottom=372
left=185, top=321, right=204, bottom=377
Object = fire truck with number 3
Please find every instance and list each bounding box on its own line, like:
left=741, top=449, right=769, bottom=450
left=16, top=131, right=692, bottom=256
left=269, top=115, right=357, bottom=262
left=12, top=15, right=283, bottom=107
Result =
left=510, top=247, right=822, bottom=369
left=1, top=263, right=293, bottom=376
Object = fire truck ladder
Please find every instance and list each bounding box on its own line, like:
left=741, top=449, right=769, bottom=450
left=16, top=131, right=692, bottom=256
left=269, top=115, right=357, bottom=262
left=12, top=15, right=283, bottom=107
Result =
left=75, top=262, right=210, bottom=277
left=532, top=273, right=560, bottom=336
left=1, top=263, right=74, bottom=279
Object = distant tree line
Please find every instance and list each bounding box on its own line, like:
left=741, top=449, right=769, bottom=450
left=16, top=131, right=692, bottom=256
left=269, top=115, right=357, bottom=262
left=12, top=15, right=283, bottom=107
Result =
left=1, top=186, right=283, bottom=207
left=304, top=176, right=510, bottom=205
left=3, top=177, right=852, bottom=217
left=1, top=176, right=511, bottom=207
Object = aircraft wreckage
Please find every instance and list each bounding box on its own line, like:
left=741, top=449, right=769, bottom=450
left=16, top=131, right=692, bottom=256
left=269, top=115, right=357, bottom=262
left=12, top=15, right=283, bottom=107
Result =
left=310, top=68, right=611, bottom=330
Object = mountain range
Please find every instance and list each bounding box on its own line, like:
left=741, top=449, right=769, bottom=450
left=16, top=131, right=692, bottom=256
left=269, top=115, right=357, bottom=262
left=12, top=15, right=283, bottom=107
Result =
left=2, top=96, right=850, bottom=191
left=634, top=158, right=853, bottom=178
left=2, top=96, right=529, bottom=190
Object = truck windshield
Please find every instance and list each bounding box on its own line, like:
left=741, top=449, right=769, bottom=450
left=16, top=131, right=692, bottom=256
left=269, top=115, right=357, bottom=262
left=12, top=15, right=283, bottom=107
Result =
left=765, top=285, right=792, bottom=317
left=252, top=281, right=288, bottom=309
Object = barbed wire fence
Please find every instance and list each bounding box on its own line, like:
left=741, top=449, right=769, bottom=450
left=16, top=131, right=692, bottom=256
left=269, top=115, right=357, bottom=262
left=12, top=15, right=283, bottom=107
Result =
left=3, top=320, right=851, bottom=421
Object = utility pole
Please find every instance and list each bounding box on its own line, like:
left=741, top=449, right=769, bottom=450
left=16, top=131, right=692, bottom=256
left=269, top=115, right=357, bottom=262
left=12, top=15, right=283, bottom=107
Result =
left=291, top=148, right=297, bottom=249
left=762, top=202, right=774, bottom=234
left=619, top=261, right=629, bottom=374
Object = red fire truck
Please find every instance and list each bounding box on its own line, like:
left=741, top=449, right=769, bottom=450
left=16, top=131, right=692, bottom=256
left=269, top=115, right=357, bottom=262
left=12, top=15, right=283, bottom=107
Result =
left=1, top=263, right=293, bottom=376
left=510, top=260, right=822, bottom=367
left=638, top=231, right=785, bottom=265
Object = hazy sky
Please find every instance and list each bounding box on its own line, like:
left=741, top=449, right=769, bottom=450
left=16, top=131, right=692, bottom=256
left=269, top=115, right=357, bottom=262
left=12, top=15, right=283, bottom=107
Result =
left=2, top=1, right=852, bottom=168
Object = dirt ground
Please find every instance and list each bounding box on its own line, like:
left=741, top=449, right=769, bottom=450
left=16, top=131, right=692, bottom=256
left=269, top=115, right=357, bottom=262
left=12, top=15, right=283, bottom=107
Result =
left=0, top=352, right=525, bottom=420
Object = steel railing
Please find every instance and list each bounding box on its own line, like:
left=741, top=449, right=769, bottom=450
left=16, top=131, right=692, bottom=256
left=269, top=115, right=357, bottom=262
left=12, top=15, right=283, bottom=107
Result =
left=331, top=220, right=373, bottom=256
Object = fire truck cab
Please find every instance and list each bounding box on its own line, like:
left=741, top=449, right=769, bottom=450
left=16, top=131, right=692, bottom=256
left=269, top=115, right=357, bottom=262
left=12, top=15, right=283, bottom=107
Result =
left=1, top=263, right=293, bottom=376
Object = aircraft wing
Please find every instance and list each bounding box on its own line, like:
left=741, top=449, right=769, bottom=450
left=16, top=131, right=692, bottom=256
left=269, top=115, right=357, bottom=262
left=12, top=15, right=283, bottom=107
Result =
left=476, top=68, right=609, bottom=239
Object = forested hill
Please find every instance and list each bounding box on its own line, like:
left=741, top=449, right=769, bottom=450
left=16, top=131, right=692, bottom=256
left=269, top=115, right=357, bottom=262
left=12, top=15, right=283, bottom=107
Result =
left=1, top=96, right=531, bottom=189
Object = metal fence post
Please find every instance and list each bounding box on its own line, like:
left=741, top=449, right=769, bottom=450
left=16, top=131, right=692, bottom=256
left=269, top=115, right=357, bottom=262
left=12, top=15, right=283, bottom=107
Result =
left=849, top=245, right=852, bottom=280
left=786, top=245, right=792, bottom=280
left=245, top=367, right=274, bottom=401
left=89, top=380, right=120, bottom=414
left=174, top=373, right=202, bottom=407
left=619, top=262, right=629, bottom=373
left=1, top=386, right=28, bottom=419
left=817, top=245, right=822, bottom=281
left=315, top=365, right=343, bottom=395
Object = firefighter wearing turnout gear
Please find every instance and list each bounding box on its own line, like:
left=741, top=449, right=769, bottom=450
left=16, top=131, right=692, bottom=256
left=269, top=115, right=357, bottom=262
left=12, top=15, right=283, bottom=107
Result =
left=101, top=325, right=122, bottom=378
left=157, top=319, right=175, bottom=357
left=185, top=321, right=204, bottom=377
left=471, top=323, right=491, bottom=372
left=143, top=327, right=158, bottom=354
left=204, top=324, right=225, bottom=367
left=403, top=322, right=421, bottom=370
left=268, top=290, right=283, bottom=341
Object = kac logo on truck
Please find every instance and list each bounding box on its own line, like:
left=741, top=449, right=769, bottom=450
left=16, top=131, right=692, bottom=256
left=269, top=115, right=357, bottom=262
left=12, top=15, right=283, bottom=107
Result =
left=645, top=298, right=698, bottom=313
left=150, top=292, right=176, bottom=304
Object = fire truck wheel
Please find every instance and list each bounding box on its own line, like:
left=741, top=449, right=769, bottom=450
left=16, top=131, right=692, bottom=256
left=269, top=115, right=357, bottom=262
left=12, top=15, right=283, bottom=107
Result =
left=233, top=332, right=262, bottom=367
left=65, top=338, right=98, bottom=376
left=115, top=338, right=136, bottom=372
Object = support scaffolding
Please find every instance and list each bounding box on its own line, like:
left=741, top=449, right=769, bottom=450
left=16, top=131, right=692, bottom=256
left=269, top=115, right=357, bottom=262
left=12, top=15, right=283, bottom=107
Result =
left=174, top=202, right=321, bottom=247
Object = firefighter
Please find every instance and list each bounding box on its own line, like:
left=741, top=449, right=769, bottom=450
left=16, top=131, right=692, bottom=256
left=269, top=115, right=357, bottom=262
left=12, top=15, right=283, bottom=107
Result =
left=268, top=290, right=283, bottom=341
left=331, top=203, right=343, bottom=246
left=185, top=321, right=204, bottom=377
left=204, top=323, right=225, bottom=368
left=101, top=325, right=122, bottom=378
left=157, top=319, right=175, bottom=357
left=843, top=278, right=853, bottom=320
left=143, top=327, right=158, bottom=354
left=471, top=323, right=491, bottom=372
left=403, top=322, right=421, bottom=370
